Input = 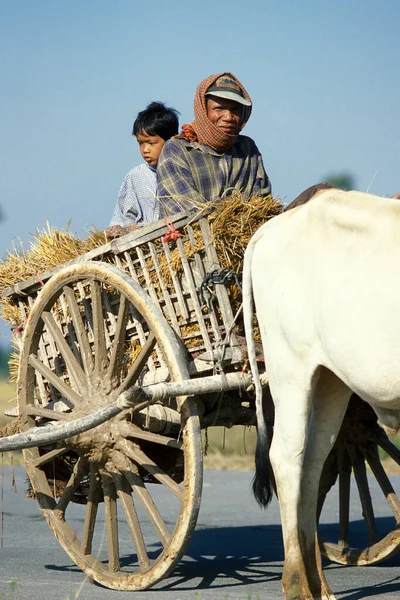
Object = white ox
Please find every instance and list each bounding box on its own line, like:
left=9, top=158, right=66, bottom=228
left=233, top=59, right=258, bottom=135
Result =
left=243, top=188, right=400, bottom=600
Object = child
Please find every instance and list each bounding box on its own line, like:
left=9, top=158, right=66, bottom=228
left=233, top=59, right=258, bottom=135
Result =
left=106, top=101, right=179, bottom=238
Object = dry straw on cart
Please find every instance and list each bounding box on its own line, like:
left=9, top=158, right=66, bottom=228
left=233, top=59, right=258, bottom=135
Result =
left=209, top=192, right=283, bottom=271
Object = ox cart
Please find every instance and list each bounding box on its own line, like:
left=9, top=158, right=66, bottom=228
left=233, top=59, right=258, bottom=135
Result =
left=1, top=210, right=400, bottom=591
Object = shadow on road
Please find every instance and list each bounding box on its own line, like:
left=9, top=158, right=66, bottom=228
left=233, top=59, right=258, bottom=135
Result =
left=45, top=523, right=283, bottom=591
left=336, top=574, right=400, bottom=600
left=157, top=523, right=283, bottom=592
left=45, top=517, right=400, bottom=595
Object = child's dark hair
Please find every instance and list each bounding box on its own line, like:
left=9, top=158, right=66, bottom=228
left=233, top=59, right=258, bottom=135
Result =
left=133, top=101, right=180, bottom=141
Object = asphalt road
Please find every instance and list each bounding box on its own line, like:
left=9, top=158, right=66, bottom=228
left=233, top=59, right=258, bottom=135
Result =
left=0, top=467, right=399, bottom=600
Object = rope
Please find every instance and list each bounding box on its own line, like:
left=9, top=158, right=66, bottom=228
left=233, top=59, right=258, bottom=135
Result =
left=162, top=216, right=182, bottom=243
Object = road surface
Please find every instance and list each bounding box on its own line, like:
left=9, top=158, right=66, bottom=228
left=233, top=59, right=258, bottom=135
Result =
left=0, top=467, right=398, bottom=599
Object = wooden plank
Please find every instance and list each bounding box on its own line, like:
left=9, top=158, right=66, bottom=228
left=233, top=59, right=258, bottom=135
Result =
left=186, top=224, right=222, bottom=344
left=175, top=237, right=213, bottom=356
left=147, top=242, right=180, bottom=333
left=199, top=218, right=243, bottom=365
left=161, top=241, right=189, bottom=321
left=122, top=251, right=156, bottom=372
left=135, top=246, right=161, bottom=306
left=111, top=212, right=195, bottom=254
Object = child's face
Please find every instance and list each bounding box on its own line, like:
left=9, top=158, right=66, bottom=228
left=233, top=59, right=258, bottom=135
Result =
left=136, top=131, right=165, bottom=167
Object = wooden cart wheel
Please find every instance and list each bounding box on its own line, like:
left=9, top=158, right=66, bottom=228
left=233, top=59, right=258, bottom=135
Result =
left=318, top=395, right=400, bottom=566
left=17, top=261, right=203, bottom=591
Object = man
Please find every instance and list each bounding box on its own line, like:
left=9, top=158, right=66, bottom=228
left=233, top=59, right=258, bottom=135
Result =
left=156, top=72, right=271, bottom=212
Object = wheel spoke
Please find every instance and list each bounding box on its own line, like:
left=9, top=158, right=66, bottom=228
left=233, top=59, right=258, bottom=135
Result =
left=106, top=294, right=129, bottom=383
left=116, top=332, right=156, bottom=395
left=101, top=471, right=120, bottom=572
left=81, top=465, right=102, bottom=555
left=28, top=354, right=81, bottom=407
left=110, top=469, right=150, bottom=570
left=348, top=445, right=379, bottom=545
left=374, top=430, right=400, bottom=465
left=41, top=311, right=87, bottom=393
left=120, top=461, right=172, bottom=549
left=56, top=457, right=88, bottom=514
left=117, top=438, right=183, bottom=500
left=363, top=445, right=400, bottom=523
left=26, top=405, right=70, bottom=421
left=91, top=280, right=108, bottom=377
left=119, top=420, right=183, bottom=449
left=63, top=286, right=94, bottom=377
left=32, top=447, right=68, bottom=468
left=338, top=445, right=351, bottom=549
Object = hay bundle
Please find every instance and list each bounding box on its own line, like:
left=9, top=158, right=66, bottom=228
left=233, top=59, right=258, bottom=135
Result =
left=209, top=193, right=283, bottom=272
left=0, top=224, right=106, bottom=321
left=0, top=225, right=107, bottom=382
left=0, top=223, right=106, bottom=294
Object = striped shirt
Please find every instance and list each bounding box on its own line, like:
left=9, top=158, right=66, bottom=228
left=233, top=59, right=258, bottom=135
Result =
left=156, top=135, right=271, bottom=212
left=109, top=163, right=159, bottom=226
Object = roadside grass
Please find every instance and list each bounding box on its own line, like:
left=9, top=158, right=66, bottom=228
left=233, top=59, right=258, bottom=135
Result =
left=379, top=429, right=400, bottom=474
left=202, top=425, right=257, bottom=471
left=0, top=380, right=16, bottom=428
left=0, top=580, right=22, bottom=600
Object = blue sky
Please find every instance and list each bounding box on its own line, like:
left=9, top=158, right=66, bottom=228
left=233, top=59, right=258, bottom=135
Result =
left=0, top=0, right=399, bottom=344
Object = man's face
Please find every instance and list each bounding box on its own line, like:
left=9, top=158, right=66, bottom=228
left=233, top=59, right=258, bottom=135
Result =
left=206, top=96, right=243, bottom=135
left=136, top=131, right=165, bottom=167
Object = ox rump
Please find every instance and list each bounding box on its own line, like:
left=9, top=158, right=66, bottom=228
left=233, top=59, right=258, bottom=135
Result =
left=243, top=188, right=400, bottom=600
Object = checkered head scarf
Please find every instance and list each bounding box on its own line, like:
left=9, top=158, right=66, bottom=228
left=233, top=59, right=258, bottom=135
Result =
left=178, top=72, right=252, bottom=153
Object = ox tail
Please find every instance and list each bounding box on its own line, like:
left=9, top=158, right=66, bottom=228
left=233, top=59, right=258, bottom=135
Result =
left=242, top=234, right=274, bottom=508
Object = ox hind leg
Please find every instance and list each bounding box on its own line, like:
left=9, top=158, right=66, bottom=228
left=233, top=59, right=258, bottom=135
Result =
left=269, top=365, right=351, bottom=600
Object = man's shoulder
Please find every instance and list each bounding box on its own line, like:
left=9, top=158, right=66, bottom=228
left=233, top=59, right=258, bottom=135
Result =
left=162, top=138, right=192, bottom=153
left=158, top=139, right=196, bottom=166
left=236, top=134, right=258, bottom=149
